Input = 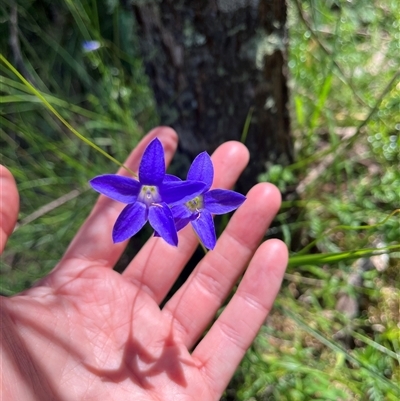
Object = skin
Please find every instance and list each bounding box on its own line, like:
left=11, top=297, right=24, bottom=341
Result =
left=0, top=127, right=288, bottom=401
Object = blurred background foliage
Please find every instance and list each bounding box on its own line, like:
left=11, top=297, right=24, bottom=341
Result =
left=0, top=0, right=399, bottom=399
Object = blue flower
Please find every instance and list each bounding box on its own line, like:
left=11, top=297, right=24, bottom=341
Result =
left=168, top=152, right=246, bottom=250
left=89, top=138, right=206, bottom=246
left=82, top=40, right=101, bottom=52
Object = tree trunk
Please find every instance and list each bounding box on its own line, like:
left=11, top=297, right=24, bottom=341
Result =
left=131, top=0, right=293, bottom=192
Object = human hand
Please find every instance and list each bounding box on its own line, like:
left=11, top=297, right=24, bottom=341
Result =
left=0, top=127, right=288, bottom=401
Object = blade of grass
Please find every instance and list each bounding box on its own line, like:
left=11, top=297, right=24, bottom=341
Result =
left=350, top=330, right=399, bottom=361
left=309, top=72, right=333, bottom=131
left=288, top=244, right=400, bottom=268
left=240, top=106, right=254, bottom=144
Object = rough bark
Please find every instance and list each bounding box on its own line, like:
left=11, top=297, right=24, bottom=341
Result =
left=131, top=0, right=293, bottom=192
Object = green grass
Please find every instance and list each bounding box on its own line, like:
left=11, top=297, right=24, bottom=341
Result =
left=1, top=0, right=399, bottom=399
left=232, top=0, right=399, bottom=399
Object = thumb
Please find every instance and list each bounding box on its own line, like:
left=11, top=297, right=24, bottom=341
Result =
left=0, top=165, right=19, bottom=254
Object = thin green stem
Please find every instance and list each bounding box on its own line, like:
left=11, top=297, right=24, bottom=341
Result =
left=0, top=54, right=136, bottom=176
left=288, top=244, right=400, bottom=268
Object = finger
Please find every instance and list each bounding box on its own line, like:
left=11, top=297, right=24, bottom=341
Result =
left=193, top=239, right=288, bottom=398
left=163, top=183, right=282, bottom=349
left=122, top=141, right=250, bottom=303
left=56, top=127, right=178, bottom=273
left=0, top=165, right=20, bottom=253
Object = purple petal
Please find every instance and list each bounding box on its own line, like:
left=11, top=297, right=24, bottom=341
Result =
left=204, top=189, right=246, bottom=214
left=112, top=202, right=147, bottom=243
left=164, top=174, right=182, bottom=182
left=187, top=152, right=213, bottom=189
left=139, top=138, right=165, bottom=185
left=160, top=180, right=206, bottom=205
left=191, top=210, right=216, bottom=250
left=170, top=204, right=193, bottom=220
left=154, top=213, right=192, bottom=234
left=170, top=204, right=196, bottom=231
left=90, top=175, right=140, bottom=203
left=175, top=216, right=194, bottom=231
left=148, top=202, right=178, bottom=246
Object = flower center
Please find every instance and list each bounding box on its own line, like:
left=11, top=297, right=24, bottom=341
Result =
left=185, top=195, right=203, bottom=212
left=139, top=185, right=161, bottom=206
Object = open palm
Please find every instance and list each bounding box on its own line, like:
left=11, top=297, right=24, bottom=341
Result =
left=1, top=127, right=287, bottom=401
